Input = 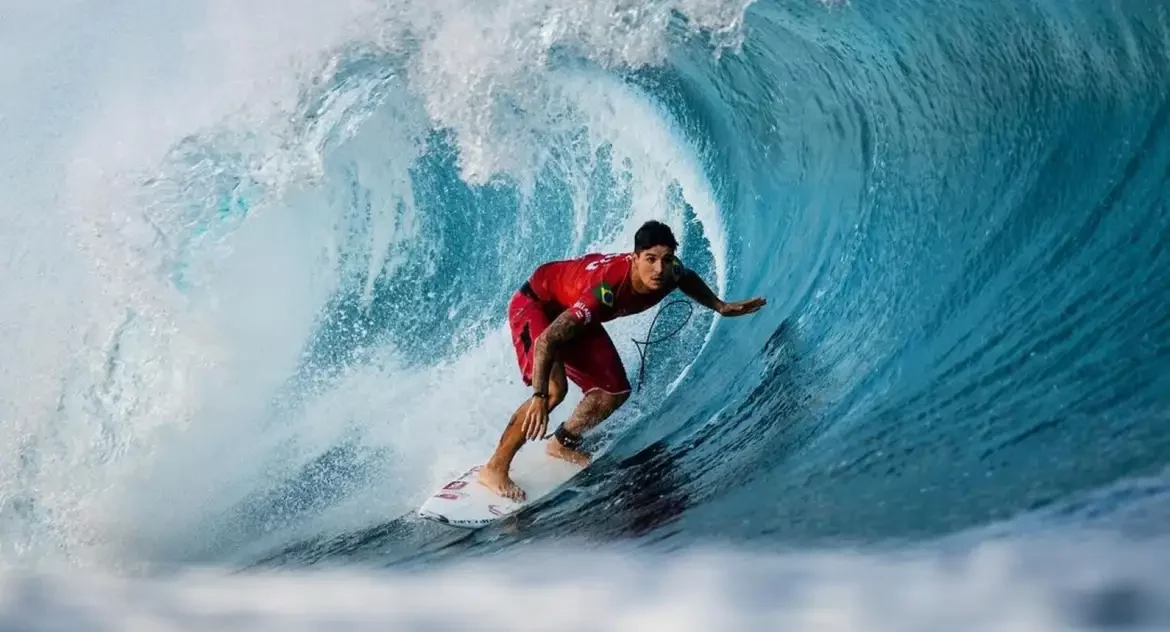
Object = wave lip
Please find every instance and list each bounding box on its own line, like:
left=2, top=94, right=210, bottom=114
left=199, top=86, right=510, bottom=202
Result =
left=5, top=0, right=1170, bottom=576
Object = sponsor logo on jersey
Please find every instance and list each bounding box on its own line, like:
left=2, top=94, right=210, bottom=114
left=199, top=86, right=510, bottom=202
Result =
left=571, top=301, right=592, bottom=324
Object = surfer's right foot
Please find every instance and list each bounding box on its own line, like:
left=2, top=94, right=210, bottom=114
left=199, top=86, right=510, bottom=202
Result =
left=546, top=437, right=591, bottom=466
left=478, top=466, right=526, bottom=502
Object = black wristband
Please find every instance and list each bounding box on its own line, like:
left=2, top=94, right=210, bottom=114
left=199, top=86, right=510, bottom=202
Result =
left=532, top=390, right=547, bottom=399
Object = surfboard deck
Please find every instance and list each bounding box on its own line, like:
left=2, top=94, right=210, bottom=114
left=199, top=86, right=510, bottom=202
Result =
left=418, top=444, right=584, bottom=528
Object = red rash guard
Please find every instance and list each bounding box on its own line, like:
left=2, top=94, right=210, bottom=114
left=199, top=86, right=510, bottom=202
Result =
left=526, top=252, right=682, bottom=325
left=506, top=252, right=686, bottom=395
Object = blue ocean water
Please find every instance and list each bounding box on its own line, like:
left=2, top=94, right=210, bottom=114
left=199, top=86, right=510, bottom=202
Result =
left=2, top=0, right=1170, bottom=628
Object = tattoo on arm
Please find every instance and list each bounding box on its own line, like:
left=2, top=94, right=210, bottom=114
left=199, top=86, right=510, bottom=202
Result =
left=677, top=270, right=725, bottom=313
left=531, top=313, right=582, bottom=394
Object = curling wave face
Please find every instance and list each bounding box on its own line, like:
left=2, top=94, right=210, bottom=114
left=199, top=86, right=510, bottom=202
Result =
left=1, top=0, right=1169, bottom=605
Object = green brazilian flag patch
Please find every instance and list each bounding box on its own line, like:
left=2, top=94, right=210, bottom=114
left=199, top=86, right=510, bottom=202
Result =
left=594, top=282, right=615, bottom=307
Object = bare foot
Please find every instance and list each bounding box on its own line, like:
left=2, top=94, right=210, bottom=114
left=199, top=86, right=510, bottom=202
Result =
left=477, top=466, right=526, bottom=502
left=546, top=438, right=591, bottom=466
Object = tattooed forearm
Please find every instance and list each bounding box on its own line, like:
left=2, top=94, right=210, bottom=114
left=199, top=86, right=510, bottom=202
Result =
left=531, top=313, right=581, bottom=394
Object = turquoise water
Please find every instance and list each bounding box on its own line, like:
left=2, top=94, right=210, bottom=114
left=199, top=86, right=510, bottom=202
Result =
left=2, top=0, right=1169, bottom=628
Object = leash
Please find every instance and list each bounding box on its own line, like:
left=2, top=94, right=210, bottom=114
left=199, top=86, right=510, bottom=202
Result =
left=541, top=300, right=694, bottom=444
left=631, top=300, right=694, bottom=392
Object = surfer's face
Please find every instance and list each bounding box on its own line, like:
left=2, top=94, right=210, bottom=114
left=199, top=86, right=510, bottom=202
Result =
left=634, top=245, right=676, bottom=291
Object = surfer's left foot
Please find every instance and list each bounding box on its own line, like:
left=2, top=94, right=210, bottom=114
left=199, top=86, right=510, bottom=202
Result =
left=546, top=437, right=591, bottom=466
left=478, top=466, right=526, bottom=502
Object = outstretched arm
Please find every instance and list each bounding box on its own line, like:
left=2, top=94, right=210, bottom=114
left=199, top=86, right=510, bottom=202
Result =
left=677, top=269, right=726, bottom=313
left=678, top=269, right=767, bottom=317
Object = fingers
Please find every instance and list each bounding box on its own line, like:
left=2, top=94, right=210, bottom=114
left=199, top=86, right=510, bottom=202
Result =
left=723, top=298, right=766, bottom=317
left=521, top=411, right=534, bottom=439
left=738, top=297, right=766, bottom=314
left=521, top=408, right=547, bottom=441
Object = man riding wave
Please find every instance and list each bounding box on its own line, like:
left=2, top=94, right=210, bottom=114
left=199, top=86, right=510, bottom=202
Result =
left=479, top=220, right=767, bottom=501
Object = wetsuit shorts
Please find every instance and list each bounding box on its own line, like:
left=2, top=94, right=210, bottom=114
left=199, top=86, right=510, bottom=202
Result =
left=507, top=288, right=632, bottom=395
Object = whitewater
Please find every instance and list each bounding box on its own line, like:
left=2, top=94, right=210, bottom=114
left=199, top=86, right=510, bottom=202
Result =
left=2, top=0, right=1170, bottom=629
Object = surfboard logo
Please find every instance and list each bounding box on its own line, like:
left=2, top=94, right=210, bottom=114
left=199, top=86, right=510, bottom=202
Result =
left=594, top=282, right=615, bottom=307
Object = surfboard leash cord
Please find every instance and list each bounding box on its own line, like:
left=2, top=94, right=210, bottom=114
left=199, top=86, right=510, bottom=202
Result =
left=631, top=299, right=694, bottom=392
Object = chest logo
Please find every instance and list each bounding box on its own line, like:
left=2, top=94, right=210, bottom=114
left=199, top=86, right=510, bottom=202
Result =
left=594, top=282, right=615, bottom=307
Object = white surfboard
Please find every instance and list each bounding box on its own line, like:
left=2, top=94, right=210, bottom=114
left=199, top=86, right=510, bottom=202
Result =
left=418, top=444, right=584, bottom=528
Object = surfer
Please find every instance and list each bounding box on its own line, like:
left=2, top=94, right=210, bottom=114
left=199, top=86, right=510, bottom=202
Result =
left=479, top=220, right=767, bottom=500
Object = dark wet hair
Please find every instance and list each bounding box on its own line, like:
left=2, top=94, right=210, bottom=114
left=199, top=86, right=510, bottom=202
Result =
left=634, top=220, right=678, bottom=252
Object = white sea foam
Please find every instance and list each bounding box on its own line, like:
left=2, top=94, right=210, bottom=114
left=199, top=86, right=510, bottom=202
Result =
left=0, top=0, right=749, bottom=571
left=3, top=536, right=1169, bottom=631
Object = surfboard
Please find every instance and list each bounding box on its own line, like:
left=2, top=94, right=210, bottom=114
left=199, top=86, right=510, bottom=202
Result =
left=418, top=444, right=584, bottom=528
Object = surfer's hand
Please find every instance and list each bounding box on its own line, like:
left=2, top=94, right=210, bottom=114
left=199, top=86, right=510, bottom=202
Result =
left=522, top=396, right=549, bottom=441
left=719, top=297, right=766, bottom=317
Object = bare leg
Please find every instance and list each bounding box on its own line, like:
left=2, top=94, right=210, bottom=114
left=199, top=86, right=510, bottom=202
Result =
left=479, top=362, right=567, bottom=501
left=546, top=389, right=630, bottom=466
